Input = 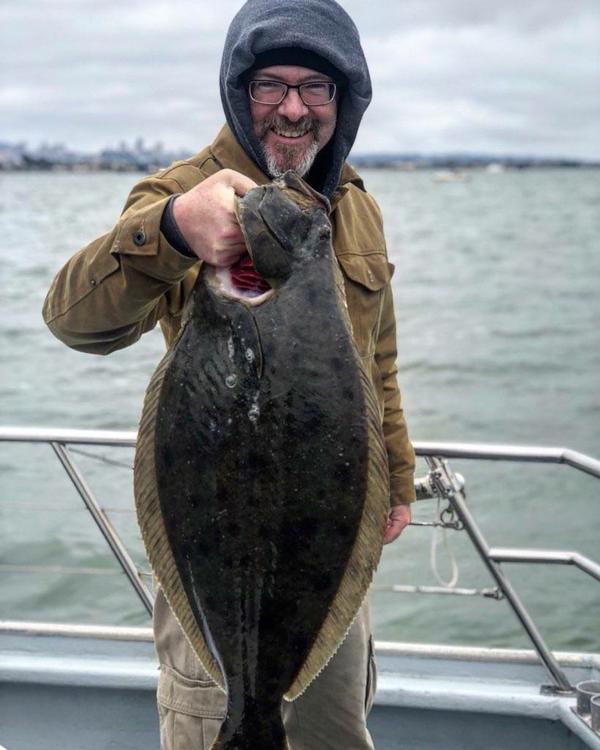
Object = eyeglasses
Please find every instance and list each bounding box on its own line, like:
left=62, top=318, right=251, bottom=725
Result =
left=249, top=80, right=336, bottom=107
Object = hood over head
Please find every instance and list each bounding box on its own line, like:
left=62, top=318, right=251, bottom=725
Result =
left=220, top=0, right=372, bottom=198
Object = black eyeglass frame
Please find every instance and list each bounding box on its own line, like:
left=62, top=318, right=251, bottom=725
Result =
left=248, top=79, right=337, bottom=107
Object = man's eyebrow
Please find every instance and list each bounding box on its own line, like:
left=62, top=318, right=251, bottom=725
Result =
left=253, top=72, right=333, bottom=83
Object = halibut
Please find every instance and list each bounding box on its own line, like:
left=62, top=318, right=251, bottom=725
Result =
left=134, top=173, right=389, bottom=749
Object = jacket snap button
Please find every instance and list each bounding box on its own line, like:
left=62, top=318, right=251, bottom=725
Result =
left=90, top=278, right=97, bottom=286
left=133, top=230, right=146, bottom=246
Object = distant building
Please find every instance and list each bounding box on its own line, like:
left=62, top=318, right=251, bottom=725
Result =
left=0, top=142, right=27, bottom=169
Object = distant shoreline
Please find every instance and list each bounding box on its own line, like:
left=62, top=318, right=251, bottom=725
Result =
left=1, top=160, right=598, bottom=174
left=1, top=139, right=597, bottom=173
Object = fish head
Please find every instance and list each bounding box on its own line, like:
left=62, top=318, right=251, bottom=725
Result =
left=235, top=171, right=333, bottom=288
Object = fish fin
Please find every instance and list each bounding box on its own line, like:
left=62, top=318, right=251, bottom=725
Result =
left=134, top=340, right=226, bottom=691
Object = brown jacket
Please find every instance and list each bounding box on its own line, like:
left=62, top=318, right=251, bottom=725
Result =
left=43, top=124, right=415, bottom=506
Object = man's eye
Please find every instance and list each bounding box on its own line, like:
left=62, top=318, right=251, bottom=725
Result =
left=255, top=82, right=283, bottom=92
left=303, top=83, right=329, bottom=93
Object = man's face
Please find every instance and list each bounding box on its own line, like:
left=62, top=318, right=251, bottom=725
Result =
left=249, top=65, right=337, bottom=178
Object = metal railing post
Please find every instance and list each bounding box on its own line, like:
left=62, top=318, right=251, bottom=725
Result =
left=50, top=442, right=154, bottom=616
left=425, top=455, right=574, bottom=693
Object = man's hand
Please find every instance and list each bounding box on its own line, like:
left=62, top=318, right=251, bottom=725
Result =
left=383, top=503, right=411, bottom=545
left=172, top=169, right=258, bottom=266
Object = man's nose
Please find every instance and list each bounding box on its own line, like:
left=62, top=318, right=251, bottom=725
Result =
left=277, top=87, right=310, bottom=121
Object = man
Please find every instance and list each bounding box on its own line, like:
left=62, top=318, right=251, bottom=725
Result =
left=43, top=0, right=416, bottom=747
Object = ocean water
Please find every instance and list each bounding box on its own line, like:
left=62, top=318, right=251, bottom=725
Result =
left=0, top=167, right=599, bottom=651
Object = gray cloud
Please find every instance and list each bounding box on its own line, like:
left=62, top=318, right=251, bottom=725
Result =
left=2, top=0, right=599, bottom=158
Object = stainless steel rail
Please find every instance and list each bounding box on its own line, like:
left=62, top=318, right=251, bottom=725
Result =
left=51, top=442, right=154, bottom=615
left=2, top=426, right=599, bottom=693
left=0, top=426, right=137, bottom=447
left=2, top=428, right=600, bottom=478
left=0, top=426, right=152, bottom=616
left=375, top=584, right=501, bottom=598
left=415, top=440, right=600, bottom=479
left=489, top=548, right=600, bottom=583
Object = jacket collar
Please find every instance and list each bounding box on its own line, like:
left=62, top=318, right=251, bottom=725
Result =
left=209, top=125, right=366, bottom=209
left=210, top=124, right=270, bottom=186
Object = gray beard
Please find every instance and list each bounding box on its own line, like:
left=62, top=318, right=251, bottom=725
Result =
left=255, top=115, right=321, bottom=179
left=260, top=139, right=319, bottom=179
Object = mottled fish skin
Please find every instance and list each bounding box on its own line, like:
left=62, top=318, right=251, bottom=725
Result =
left=134, top=173, right=390, bottom=750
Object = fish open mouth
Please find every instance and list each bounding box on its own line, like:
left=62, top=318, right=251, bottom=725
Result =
left=204, top=253, right=275, bottom=306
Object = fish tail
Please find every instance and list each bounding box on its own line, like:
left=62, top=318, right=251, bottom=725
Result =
left=209, top=708, right=288, bottom=750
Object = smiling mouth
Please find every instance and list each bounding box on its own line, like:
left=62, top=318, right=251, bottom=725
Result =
left=270, top=126, right=312, bottom=139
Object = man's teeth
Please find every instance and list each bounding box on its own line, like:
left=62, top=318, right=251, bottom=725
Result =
left=272, top=127, right=310, bottom=138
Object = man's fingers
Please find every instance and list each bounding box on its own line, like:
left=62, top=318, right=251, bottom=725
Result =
left=171, top=170, right=256, bottom=264
left=383, top=504, right=411, bottom=545
left=220, top=227, right=247, bottom=246
left=221, top=169, right=258, bottom=197
left=383, top=518, right=403, bottom=545
left=209, top=246, right=247, bottom=267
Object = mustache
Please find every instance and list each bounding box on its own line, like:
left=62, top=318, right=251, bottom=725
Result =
left=256, top=115, right=320, bottom=139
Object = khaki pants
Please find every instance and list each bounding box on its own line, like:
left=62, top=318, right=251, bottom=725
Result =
left=154, top=588, right=377, bottom=750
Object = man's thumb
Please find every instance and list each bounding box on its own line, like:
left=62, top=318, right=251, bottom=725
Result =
left=222, top=169, right=258, bottom=197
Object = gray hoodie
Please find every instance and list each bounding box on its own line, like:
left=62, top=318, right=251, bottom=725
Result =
left=220, top=0, right=372, bottom=197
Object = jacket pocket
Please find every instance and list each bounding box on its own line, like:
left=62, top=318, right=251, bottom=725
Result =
left=336, top=252, right=390, bottom=357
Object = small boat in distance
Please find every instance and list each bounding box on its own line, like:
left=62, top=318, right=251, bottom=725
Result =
left=433, top=169, right=470, bottom=182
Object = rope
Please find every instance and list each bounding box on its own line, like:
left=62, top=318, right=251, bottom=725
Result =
left=68, top=446, right=134, bottom=471
left=430, top=496, right=459, bottom=588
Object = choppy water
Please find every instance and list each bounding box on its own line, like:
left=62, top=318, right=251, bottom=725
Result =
left=1, top=168, right=599, bottom=651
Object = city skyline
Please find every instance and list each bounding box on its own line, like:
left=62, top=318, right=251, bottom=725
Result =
left=2, top=136, right=597, bottom=168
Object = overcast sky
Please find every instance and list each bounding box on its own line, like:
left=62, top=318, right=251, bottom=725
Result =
left=2, top=0, right=599, bottom=159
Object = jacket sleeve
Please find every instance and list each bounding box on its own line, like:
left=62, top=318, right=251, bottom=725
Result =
left=42, top=174, right=199, bottom=355
left=375, top=277, right=416, bottom=505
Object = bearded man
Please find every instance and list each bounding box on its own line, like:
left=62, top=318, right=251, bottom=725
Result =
left=43, top=1, right=416, bottom=748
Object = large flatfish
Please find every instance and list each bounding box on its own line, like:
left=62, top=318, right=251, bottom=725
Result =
left=134, top=172, right=389, bottom=749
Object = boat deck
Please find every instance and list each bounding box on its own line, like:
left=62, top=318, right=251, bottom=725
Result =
left=1, top=621, right=599, bottom=750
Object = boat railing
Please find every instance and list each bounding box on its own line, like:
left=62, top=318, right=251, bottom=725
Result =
left=1, top=426, right=599, bottom=695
